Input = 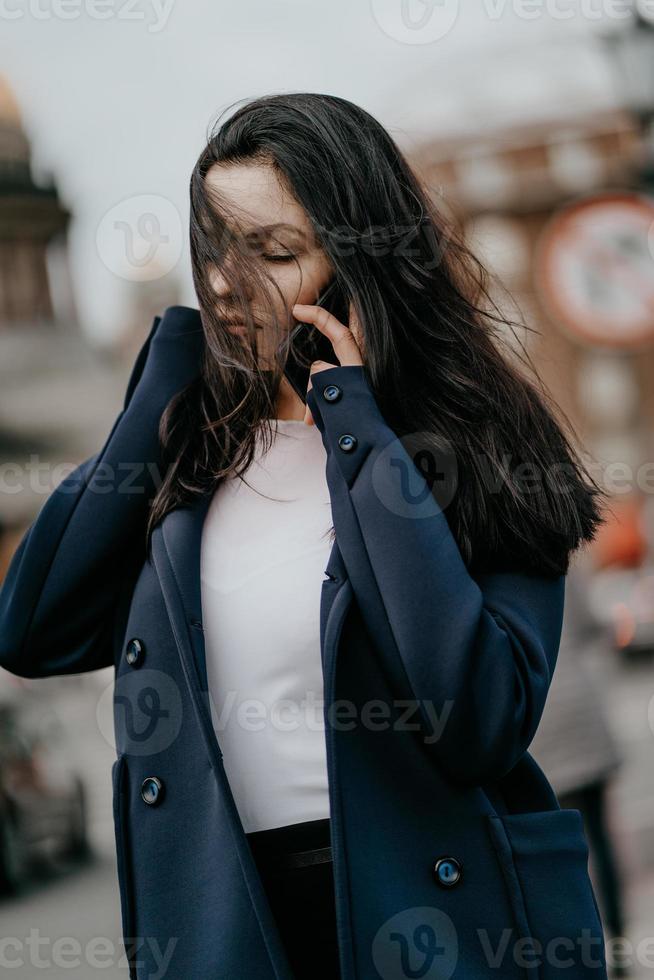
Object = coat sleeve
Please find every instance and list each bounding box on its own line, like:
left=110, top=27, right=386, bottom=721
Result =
left=0, top=306, right=205, bottom=679
left=306, top=364, right=566, bottom=789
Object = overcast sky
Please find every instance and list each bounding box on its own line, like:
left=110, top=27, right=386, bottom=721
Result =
left=1, top=0, right=629, bottom=341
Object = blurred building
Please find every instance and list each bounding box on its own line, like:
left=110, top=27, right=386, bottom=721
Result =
left=409, top=102, right=654, bottom=565
left=0, top=76, right=181, bottom=549
left=0, top=75, right=75, bottom=325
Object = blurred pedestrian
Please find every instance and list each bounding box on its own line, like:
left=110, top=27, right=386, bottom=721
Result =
left=531, top=552, right=628, bottom=969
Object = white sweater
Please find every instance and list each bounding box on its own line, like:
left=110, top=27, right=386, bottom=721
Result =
left=199, top=418, right=334, bottom=833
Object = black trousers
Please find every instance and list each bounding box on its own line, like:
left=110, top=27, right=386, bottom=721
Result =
left=245, top=817, right=342, bottom=980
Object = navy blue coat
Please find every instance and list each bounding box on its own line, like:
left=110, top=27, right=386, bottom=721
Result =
left=0, top=306, right=608, bottom=979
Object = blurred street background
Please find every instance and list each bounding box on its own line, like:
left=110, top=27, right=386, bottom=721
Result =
left=2, top=2, right=654, bottom=976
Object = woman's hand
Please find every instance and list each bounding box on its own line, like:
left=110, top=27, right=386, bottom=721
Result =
left=291, top=300, right=365, bottom=426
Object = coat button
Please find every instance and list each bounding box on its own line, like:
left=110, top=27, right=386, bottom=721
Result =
left=338, top=434, right=357, bottom=453
left=140, top=776, right=165, bottom=806
left=322, top=383, right=342, bottom=403
left=125, top=637, right=145, bottom=668
left=433, top=856, right=462, bottom=888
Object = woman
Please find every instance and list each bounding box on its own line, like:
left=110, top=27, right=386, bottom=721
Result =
left=0, top=93, right=609, bottom=980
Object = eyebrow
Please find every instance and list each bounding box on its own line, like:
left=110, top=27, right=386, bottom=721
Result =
left=244, top=223, right=308, bottom=242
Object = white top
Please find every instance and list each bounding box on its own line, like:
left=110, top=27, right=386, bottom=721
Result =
left=199, top=418, right=334, bottom=833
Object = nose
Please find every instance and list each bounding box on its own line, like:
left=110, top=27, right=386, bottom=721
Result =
left=208, top=265, right=233, bottom=299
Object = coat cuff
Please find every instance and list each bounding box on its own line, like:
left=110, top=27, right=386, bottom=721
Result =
left=305, top=365, right=393, bottom=488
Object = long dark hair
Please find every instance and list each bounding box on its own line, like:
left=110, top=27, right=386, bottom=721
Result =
left=145, top=91, right=606, bottom=577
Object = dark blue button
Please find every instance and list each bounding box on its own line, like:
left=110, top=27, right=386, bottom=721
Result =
left=323, top=384, right=342, bottom=403
left=338, top=434, right=357, bottom=453
left=141, top=776, right=164, bottom=806
left=433, top=856, right=462, bottom=888
left=125, top=637, right=145, bottom=668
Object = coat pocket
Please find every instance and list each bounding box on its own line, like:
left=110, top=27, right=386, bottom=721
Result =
left=486, top=807, right=608, bottom=980
left=112, top=756, right=137, bottom=980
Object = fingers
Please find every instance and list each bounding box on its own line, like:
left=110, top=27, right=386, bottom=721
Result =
left=292, top=302, right=364, bottom=367
left=295, top=297, right=364, bottom=425
left=348, top=300, right=364, bottom=351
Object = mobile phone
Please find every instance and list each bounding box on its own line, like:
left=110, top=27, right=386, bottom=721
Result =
left=283, top=279, right=350, bottom=404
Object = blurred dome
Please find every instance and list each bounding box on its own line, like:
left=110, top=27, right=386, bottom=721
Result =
left=0, top=74, right=22, bottom=126
left=0, top=73, right=29, bottom=167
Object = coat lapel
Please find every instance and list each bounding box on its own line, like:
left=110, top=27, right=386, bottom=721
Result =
left=158, top=488, right=213, bottom=686
left=149, top=488, right=217, bottom=767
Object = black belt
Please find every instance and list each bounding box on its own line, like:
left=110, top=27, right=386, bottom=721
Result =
left=257, top=844, right=333, bottom=872
left=246, top=817, right=333, bottom=872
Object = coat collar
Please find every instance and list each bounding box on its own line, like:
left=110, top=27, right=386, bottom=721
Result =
left=160, top=488, right=214, bottom=628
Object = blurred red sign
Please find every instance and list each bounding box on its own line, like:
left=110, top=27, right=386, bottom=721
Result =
left=534, top=191, right=654, bottom=349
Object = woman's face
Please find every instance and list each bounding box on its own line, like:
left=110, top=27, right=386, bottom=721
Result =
left=204, top=159, right=334, bottom=366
